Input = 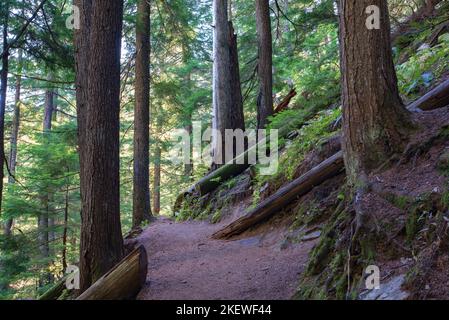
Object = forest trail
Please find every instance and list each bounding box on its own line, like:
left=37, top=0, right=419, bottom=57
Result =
left=136, top=217, right=316, bottom=300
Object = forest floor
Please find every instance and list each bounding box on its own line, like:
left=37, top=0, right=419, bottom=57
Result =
left=136, top=107, right=449, bottom=300
left=136, top=214, right=317, bottom=300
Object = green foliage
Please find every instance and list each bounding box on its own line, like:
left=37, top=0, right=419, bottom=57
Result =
left=397, top=40, right=449, bottom=99
left=252, top=108, right=341, bottom=205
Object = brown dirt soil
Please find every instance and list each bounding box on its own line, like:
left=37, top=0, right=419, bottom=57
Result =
left=136, top=107, right=449, bottom=301
left=136, top=216, right=317, bottom=300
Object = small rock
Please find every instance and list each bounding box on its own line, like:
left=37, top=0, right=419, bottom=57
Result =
left=301, top=230, right=322, bottom=242
left=360, top=275, right=409, bottom=300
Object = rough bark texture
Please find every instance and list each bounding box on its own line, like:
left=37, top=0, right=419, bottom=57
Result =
left=212, top=152, right=345, bottom=239
left=4, top=48, right=22, bottom=236
left=77, top=245, right=148, bottom=300
left=212, top=0, right=245, bottom=168
left=274, top=88, right=297, bottom=114
left=255, top=0, right=274, bottom=129
left=228, top=21, right=245, bottom=135
left=75, top=0, right=125, bottom=293
left=133, top=0, right=152, bottom=228
left=153, top=145, right=161, bottom=215
left=0, top=1, right=9, bottom=219
left=339, top=0, right=413, bottom=183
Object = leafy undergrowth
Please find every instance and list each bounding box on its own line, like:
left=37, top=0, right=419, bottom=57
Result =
left=395, top=9, right=449, bottom=101
left=175, top=173, right=252, bottom=223
left=252, top=108, right=341, bottom=207
left=175, top=7, right=449, bottom=300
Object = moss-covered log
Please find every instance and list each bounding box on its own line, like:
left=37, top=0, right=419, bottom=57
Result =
left=174, top=121, right=298, bottom=213
left=38, top=275, right=69, bottom=300
left=212, top=151, right=344, bottom=239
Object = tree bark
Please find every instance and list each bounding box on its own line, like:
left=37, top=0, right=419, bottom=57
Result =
left=75, top=0, right=125, bottom=293
left=212, top=151, right=345, bottom=239
left=76, top=245, right=148, bottom=300
left=212, top=0, right=245, bottom=168
left=0, top=0, right=9, bottom=221
left=255, top=0, right=274, bottom=129
left=133, top=0, right=152, bottom=228
left=274, top=88, right=297, bottom=114
left=38, top=80, right=55, bottom=286
left=153, top=145, right=161, bottom=215
left=338, top=0, right=414, bottom=183
left=62, top=180, right=69, bottom=272
left=182, top=44, right=194, bottom=179
left=4, top=48, right=22, bottom=236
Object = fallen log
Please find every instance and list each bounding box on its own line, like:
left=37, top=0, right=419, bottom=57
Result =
left=407, top=78, right=449, bottom=111
left=429, top=21, right=449, bottom=47
left=173, top=119, right=299, bottom=213
left=76, top=245, right=147, bottom=300
left=212, top=151, right=344, bottom=240
left=38, top=275, right=69, bottom=300
left=274, top=88, right=297, bottom=114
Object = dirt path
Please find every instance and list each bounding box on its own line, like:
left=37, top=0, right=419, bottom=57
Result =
left=136, top=217, right=316, bottom=300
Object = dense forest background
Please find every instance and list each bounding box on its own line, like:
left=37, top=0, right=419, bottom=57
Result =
left=0, top=0, right=448, bottom=299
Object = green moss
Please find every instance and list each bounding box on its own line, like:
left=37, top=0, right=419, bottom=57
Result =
left=252, top=108, right=341, bottom=207
left=211, top=209, right=222, bottom=224
left=306, top=230, right=335, bottom=276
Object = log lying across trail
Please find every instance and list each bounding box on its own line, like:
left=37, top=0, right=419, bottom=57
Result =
left=77, top=245, right=148, bottom=300
left=212, top=151, right=344, bottom=240
left=408, top=78, right=449, bottom=111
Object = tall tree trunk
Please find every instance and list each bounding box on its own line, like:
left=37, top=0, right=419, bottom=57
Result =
left=228, top=21, right=245, bottom=133
left=153, top=145, right=161, bottom=215
left=255, top=0, right=273, bottom=129
left=75, top=0, right=125, bottom=293
left=338, top=0, right=414, bottom=183
left=184, top=121, right=193, bottom=178
left=0, top=0, right=9, bottom=221
left=38, top=82, right=54, bottom=286
left=133, top=0, right=152, bottom=228
left=4, top=48, right=22, bottom=236
left=212, top=0, right=245, bottom=168
left=62, top=179, right=69, bottom=272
